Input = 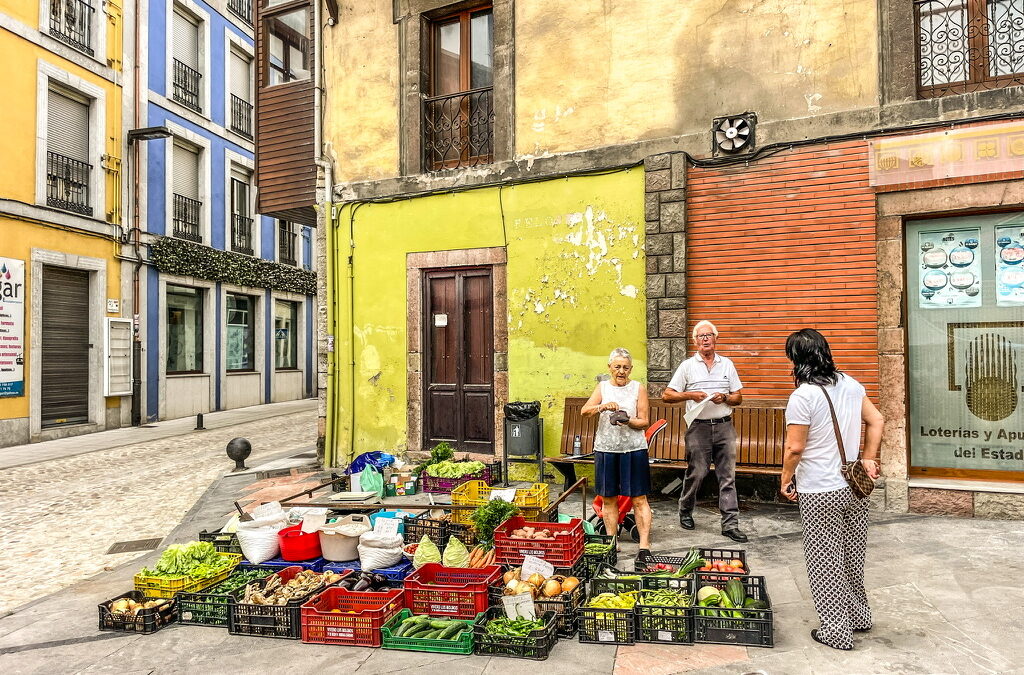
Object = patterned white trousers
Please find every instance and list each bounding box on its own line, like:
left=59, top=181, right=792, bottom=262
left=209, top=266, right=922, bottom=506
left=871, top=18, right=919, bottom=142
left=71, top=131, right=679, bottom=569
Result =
left=798, top=486, right=871, bottom=649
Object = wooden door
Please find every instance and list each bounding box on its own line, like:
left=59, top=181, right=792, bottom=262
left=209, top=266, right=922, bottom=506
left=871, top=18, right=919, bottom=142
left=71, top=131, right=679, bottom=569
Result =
left=424, top=267, right=494, bottom=453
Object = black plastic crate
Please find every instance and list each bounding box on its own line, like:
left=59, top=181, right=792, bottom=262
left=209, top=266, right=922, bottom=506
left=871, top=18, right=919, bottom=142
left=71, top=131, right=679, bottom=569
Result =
left=199, top=529, right=243, bottom=556
left=636, top=547, right=749, bottom=576
left=473, top=607, right=558, bottom=660
left=98, top=591, right=177, bottom=634
left=580, top=534, right=617, bottom=580
left=693, top=573, right=773, bottom=648
left=402, top=514, right=475, bottom=548
left=577, top=578, right=639, bottom=645
left=179, top=566, right=277, bottom=627
left=227, top=567, right=336, bottom=639
left=533, top=583, right=585, bottom=638
left=635, top=580, right=695, bottom=645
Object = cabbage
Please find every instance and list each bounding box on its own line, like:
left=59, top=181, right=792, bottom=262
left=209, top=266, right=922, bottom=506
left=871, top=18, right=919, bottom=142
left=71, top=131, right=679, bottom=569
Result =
left=413, top=535, right=441, bottom=569
left=442, top=536, right=470, bottom=567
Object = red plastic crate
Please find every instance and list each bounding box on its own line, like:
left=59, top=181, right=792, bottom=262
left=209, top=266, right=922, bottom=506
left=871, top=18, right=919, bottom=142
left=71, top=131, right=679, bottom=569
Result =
left=403, top=563, right=502, bottom=619
left=278, top=524, right=323, bottom=561
left=300, top=587, right=405, bottom=647
left=493, top=517, right=584, bottom=568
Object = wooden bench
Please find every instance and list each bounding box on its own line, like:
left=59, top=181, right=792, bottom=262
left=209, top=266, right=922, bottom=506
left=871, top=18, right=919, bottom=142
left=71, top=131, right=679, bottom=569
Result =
left=545, top=397, right=786, bottom=491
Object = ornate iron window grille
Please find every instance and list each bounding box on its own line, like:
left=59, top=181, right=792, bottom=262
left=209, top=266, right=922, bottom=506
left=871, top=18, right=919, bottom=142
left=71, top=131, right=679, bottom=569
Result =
left=49, top=0, right=94, bottom=56
left=46, top=151, right=92, bottom=216
left=227, top=0, right=252, bottom=25
left=916, top=0, right=1024, bottom=98
left=172, top=59, right=203, bottom=113
left=173, top=193, right=202, bottom=242
left=230, top=94, right=253, bottom=139
left=278, top=224, right=297, bottom=266
left=231, top=214, right=254, bottom=255
left=423, top=87, right=494, bottom=171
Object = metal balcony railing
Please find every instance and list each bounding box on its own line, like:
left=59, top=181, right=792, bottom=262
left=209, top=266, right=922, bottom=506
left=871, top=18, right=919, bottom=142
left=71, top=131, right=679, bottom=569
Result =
left=172, top=59, right=202, bottom=113
left=915, top=0, right=1024, bottom=97
left=49, top=0, right=94, bottom=56
left=231, top=214, right=254, bottom=255
left=230, top=94, right=253, bottom=139
left=278, top=227, right=297, bottom=266
left=46, top=151, right=92, bottom=216
left=172, top=193, right=202, bottom=242
left=227, top=0, right=252, bottom=25
left=423, top=86, right=494, bottom=171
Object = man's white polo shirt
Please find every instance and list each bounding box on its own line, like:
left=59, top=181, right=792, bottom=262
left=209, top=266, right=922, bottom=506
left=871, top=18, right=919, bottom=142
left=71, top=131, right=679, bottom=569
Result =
left=667, top=353, right=743, bottom=420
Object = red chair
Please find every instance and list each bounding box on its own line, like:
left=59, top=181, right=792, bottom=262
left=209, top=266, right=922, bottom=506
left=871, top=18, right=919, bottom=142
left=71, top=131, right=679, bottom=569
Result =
left=589, top=419, right=668, bottom=541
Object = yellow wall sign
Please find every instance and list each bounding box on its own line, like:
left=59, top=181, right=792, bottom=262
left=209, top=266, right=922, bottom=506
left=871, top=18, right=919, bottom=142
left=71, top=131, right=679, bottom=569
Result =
left=869, top=121, right=1024, bottom=187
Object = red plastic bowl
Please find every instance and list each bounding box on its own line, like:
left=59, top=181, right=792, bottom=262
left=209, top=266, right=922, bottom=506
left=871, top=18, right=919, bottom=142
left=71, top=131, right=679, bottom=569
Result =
left=278, top=524, right=323, bottom=561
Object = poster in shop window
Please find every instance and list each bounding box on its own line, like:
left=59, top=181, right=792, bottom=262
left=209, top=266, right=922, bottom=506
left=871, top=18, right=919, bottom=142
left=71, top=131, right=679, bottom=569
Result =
left=995, top=225, right=1024, bottom=307
left=0, top=258, right=25, bottom=397
left=918, top=229, right=982, bottom=309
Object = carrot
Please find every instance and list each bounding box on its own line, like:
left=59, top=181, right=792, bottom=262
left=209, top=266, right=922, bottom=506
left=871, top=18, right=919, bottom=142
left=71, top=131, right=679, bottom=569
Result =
left=469, top=545, right=483, bottom=567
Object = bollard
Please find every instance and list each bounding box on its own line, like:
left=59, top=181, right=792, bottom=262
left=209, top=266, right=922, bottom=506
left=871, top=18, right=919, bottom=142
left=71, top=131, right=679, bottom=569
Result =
left=226, top=437, right=252, bottom=471
left=195, top=413, right=206, bottom=430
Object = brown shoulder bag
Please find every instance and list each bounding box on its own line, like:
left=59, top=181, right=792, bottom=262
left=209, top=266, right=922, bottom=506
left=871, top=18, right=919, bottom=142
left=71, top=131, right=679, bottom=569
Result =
left=818, top=385, right=875, bottom=499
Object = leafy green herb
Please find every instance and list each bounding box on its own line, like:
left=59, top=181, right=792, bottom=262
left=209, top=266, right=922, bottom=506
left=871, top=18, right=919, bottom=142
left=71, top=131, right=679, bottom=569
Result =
left=470, top=498, right=519, bottom=546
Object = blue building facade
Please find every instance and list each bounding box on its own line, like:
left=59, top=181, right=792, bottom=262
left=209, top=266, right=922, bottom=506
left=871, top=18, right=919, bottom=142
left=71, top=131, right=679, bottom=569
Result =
left=141, top=0, right=315, bottom=422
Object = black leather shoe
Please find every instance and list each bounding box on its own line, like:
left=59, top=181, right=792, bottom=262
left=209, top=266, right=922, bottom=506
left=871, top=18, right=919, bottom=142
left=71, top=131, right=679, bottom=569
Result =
left=722, top=528, right=748, bottom=543
left=679, top=514, right=695, bottom=530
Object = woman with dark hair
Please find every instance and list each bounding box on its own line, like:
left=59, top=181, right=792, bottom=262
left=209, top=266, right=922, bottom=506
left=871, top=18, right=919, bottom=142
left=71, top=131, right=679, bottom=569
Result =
left=781, top=328, right=884, bottom=651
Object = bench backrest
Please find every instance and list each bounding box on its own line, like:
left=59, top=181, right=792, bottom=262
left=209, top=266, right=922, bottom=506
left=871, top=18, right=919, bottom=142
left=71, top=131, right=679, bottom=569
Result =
left=558, top=397, right=786, bottom=468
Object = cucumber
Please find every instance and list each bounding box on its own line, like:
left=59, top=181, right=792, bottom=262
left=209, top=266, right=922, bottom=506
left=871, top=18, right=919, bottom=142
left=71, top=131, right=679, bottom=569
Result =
left=407, top=625, right=435, bottom=638
left=421, top=629, right=443, bottom=639
left=438, top=622, right=464, bottom=640
left=429, top=620, right=452, bottom=629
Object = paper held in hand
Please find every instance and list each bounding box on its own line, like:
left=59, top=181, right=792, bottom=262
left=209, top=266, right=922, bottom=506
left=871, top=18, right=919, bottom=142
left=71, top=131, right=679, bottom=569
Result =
left=373, top=517, right=401, bottom=536
left=683, top=395, right=714, bottom=427
left=519, top=554, right=555, bottom=581
left=489, top=487, right=517, bottom=502
left=501, top=592, right=537, bottom=620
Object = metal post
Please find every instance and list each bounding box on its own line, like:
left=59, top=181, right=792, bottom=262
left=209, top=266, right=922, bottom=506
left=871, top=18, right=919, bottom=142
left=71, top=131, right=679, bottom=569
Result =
left=130, top=338, right=142, bottom=425
left=195, top=413, right=206, bottom=430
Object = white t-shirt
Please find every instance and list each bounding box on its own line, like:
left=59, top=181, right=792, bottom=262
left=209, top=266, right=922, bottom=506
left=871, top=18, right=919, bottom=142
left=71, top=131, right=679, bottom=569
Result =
left=667, top=353, right=743, bottom=419
left=593, top=380, right=648, bottom=454
left=785, top=374, right=866, bottom=494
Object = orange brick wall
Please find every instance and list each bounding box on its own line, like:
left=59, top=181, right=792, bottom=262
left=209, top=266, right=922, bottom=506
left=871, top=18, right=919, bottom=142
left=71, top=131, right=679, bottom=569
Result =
left=686, top=141, right=879, bottom=400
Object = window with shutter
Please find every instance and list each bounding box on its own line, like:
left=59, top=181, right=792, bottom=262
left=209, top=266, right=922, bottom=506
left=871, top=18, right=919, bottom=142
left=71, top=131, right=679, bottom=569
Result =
left=228, top=50, right=253, bottom=137
left=172, top=8, right=202, bottom=112
left=46, top=87, right=92, bottom=215
left=104, top=318, right=133, bottom=396
left=172, top=142, right=202, bottom=241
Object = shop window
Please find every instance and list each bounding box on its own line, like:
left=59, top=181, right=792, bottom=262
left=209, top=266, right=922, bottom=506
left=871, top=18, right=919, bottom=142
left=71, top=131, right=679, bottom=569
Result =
left=167, top=285, right=204, bottom=373
left=274, top=299, right=298, bottom=369
left=906, top=213, right=1024, bottom=480
left=226, top=293, right=255, bottom=371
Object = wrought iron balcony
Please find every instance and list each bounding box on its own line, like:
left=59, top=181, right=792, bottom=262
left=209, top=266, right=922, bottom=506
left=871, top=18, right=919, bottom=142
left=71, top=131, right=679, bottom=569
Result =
left=46, top=151, right=92, bottom=216
left=230, top=94, right=253, bottom=139
left=227, top=0, right=252, bottom=24
left=49, top=0, right=94, bottom=56
left=278, top=227, right=297, bottom=266
left=172, top=59, right=203, bottom=113
left=916, top=0, right=1024, bottom=98
left=423, top=86, right=494, bottom=171
left=231, top=214, right=254, bottom=255
left=172, top=193, right=202, bottom=242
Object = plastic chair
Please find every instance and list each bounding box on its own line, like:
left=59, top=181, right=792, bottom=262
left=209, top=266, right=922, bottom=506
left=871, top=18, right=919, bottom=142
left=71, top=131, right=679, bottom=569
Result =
left=589, top=419, right=668, bottom=541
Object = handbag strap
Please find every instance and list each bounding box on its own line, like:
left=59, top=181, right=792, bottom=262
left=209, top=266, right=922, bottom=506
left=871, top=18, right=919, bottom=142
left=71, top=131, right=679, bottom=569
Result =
left=817, top=385, right=849, bottom=464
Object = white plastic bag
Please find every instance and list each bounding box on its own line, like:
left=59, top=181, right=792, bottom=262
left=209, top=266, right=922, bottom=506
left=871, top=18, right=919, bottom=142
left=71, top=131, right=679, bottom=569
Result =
left=357, top=531, right=404, bottom=571
left=235, top=503, right=288, bottom=564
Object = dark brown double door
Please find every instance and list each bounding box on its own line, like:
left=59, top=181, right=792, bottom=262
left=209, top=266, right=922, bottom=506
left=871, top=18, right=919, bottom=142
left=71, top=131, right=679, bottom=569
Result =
left=424, top=267, right=493, bottom=453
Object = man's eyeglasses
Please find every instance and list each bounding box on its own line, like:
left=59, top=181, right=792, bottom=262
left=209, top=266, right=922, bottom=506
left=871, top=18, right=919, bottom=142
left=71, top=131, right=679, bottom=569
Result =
left=695, top=333, right=716, bottom=340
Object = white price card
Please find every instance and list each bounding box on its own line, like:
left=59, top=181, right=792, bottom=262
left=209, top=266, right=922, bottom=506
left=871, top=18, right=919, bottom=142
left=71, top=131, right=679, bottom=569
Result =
left=300, top=509, right=328, bottom=533
left=519, top=555, right=555, bottom=581
left=597, top=630, right=615, bottom=642
left=501, top=592, right=537, bottom=620
left=488, top=488, right=517, bottom=503
left=373, top=517, right=401, bottom=536
left=657, top=630, right=673, bottom=642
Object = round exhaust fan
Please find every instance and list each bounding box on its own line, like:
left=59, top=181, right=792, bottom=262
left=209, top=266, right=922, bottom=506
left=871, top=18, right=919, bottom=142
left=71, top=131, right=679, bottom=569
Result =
left=712, top=113, right=756, bottom=156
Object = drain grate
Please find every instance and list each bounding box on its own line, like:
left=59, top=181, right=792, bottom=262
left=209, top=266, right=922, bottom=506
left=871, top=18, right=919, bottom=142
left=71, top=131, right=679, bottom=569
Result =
left=106, top=538, right=162, bottom=554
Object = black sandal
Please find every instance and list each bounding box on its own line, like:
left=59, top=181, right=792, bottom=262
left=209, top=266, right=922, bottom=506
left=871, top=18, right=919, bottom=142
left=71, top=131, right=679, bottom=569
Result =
left=811, top=629, right=852, bottom=651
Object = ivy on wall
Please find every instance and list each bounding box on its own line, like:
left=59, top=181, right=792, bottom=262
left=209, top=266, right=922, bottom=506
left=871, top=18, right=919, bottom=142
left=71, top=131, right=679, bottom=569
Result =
left=150, top=236, right=317, bottom=295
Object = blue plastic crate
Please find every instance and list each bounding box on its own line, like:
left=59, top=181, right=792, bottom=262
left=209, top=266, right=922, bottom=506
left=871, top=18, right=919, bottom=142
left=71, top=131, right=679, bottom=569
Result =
left=240, top=556, right=326, bottom=572
left=368, top=510, right=418, bottom=534
left=322, top=558, right=413, bottom=586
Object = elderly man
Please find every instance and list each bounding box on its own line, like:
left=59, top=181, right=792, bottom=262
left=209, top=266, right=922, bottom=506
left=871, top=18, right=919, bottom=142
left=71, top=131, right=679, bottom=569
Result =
left=663, top=320, right=747, bottom=543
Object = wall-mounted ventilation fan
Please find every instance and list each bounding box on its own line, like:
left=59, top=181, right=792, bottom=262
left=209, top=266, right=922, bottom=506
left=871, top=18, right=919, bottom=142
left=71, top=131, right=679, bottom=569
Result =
left=711, top=113, right=756, bottom=157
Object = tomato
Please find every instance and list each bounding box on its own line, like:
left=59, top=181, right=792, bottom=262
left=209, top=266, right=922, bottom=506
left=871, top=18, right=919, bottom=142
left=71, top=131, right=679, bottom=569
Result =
left=699, top=565, right=711, bottom=571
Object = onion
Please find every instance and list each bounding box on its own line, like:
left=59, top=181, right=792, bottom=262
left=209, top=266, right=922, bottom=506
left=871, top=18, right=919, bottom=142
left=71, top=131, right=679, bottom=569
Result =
left=560, top=576, right=580, bottom=593
left=503, top=569, right=518, bottom=585
left=542, top=579, right=562, bottom=597
left=528, top=573, right=545, bottom=587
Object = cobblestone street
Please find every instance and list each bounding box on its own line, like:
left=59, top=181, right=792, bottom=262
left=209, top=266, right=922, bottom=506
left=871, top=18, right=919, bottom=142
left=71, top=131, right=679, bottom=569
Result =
left=0, top=403, right=317, bottom=614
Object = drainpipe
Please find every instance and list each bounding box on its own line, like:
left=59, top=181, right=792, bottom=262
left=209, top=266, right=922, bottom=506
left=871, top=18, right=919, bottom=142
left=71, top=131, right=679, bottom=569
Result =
left=129, top=0, right=143, bottom=426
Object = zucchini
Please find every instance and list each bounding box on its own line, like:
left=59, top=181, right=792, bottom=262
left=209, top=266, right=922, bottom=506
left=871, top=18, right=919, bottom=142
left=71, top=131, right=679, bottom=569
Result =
left=438, top=622, right=464, bottom=639
left=429, top=619, right=452, bottom=629
left=421, top=629, right=443, bottom=639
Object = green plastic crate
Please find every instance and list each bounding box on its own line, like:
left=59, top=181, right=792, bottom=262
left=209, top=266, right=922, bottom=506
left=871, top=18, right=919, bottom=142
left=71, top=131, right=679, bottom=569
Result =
left=381, top=609, right=478, bottom=654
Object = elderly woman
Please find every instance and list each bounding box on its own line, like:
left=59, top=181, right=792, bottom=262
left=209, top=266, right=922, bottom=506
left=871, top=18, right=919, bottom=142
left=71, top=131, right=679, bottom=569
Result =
left=581, top=348, right=652, bottom=557
left=781, top=329, right=883, bottom=651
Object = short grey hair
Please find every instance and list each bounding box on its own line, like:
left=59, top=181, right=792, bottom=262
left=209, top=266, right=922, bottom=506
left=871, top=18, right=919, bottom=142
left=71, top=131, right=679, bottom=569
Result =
left=608, top=348, right=632, bottom=364
left=692, top=320, right=719, bottom=340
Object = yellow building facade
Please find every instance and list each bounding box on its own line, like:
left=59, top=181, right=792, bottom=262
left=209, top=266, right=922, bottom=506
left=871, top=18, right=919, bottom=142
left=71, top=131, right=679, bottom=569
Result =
left=0, top=0, right=132, bottom=445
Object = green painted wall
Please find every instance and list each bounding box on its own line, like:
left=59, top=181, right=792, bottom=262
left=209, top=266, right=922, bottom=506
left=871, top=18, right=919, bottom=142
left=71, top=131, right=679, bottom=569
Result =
left=334, top=169, right=646, bottom=466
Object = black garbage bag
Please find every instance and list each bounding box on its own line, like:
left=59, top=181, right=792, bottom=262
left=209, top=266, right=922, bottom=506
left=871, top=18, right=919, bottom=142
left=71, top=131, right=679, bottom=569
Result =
left=504, top=401, right=540, bottom=421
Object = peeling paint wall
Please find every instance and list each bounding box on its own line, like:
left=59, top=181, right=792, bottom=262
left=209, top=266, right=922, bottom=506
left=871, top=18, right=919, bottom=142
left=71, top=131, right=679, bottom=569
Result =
left=339, top=170, right=646, bottom=457
left=322, top=0, right=878, bottom=179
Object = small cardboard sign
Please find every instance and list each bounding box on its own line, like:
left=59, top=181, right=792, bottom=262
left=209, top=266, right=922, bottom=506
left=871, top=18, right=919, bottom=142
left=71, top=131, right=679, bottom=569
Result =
left=519, top=555, right=555, bottom=581
left=501, top=592, right=537, bottom=620
left=597, top=630, right=615, bottom=642
left=488, top=488, right=517, bottom=503
left=373, top=517, right=401, bottom=537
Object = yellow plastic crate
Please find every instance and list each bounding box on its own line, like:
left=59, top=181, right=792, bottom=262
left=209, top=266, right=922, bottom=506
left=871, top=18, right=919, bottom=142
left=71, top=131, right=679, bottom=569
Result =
left=450, top=480, right=549, bottom=525
left=133, top=552, right=242, bottom=599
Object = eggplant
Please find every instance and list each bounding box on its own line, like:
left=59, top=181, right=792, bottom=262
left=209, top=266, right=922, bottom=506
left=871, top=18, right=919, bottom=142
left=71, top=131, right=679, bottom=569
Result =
left=337, top=578, right=355, bottom=590
left=370, top=573, right=390, bottom=589
left=352, top=578, right=373, bottom=592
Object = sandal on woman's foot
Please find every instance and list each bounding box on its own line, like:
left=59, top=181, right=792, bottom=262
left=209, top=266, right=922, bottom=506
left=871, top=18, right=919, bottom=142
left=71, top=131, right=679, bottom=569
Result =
left=853, top=626, right=872, bottom=633
left=811, top=629, right=852, bottom=651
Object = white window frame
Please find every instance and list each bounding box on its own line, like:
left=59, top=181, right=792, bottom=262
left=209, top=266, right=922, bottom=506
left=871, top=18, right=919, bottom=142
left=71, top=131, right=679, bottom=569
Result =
left=224, top=29, right=255, bottom=142
left=163, top=120, right=212, bottom=244
left=104, top=317, right=133, bottom=396
left=219, top=283, right=265, bottom=408
left=270, top=291, right=306, bottom=373
left=166, top=0, right=211, bottom=118
left=224, top=149, right=258, bottom=257
left=38, top=0, right=108, bottom=65
left=158, top=274, right=217, bottom=414
left=35, top=60, right=105, bottom=219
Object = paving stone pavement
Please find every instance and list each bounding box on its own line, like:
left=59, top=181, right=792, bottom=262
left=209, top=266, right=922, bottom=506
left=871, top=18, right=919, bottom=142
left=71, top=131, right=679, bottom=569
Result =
left=0, top=407, right=317, bottom=613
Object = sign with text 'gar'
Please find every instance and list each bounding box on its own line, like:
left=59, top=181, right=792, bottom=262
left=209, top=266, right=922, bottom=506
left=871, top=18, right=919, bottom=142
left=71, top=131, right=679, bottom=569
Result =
left=0, top=258, right=25, bottom=397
